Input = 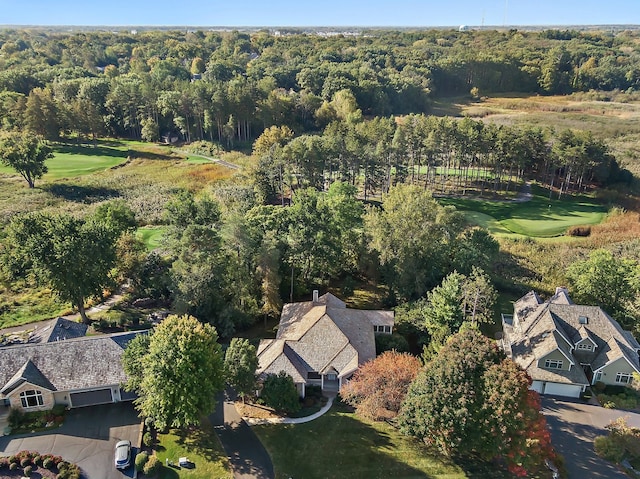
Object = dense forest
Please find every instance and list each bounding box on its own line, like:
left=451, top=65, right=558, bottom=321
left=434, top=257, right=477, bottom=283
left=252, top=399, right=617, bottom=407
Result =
left=0, top=27, right=637, bottom=198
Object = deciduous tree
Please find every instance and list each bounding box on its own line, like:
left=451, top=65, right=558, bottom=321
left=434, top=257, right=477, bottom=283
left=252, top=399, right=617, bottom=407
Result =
left=124, top=315, right=225, bottom=430
left=398, top=329, right=554, bottom=476
left=5, top=212, right=119, bottom=323
left=224, top=338, right=258, bottom=403
left=0, top=132, right=52, bottom=188
left=340, top=351, right=421, bottom=421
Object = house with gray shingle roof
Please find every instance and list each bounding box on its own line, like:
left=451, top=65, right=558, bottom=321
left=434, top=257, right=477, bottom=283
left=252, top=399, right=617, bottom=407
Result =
left=257, top=291, right=394, bottom=397
left=502, top=287, right=640, bottom=398
left=0, top=331, right=144, bottom=412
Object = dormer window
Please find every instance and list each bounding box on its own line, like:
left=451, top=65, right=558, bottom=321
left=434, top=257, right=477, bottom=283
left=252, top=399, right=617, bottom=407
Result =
left=577, top=343, right=593, bottom=351
left=373, top=325, right=392, bottom=334
left=579, top=316, right=588, bottom=325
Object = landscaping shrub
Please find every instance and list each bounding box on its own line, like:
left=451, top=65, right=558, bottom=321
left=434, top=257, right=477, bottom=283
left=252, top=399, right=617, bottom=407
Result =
left=143, top=431, right=153, bottom=447
left=135, top=451, right=149, bottom=472
left=375, top=333, right=410, bottom=354
left=7, top=408, right=23, bottom=428
left=20, top=457, right=31, bottom=467
left=594, top=381, right=606, bottom=393
left=8, top=455, right=18, bottom=464
left=9, top=462, right=17, bottom=471
left=0, top=457, right=8, bottom=468
left=33, top=455, right=41, bottom=466
left=261, top=371, right=301, bottom=414
left=143, top=455, right=160, bottom=475
left=566, top=225, right=591, bottom=237
left=42, top=457, right=54, bottom=469
left=23, top=465, right=32, bottom=477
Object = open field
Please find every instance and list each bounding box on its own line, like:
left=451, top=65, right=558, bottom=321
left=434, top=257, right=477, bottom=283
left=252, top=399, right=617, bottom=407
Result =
left=254, top=403, right=506, bottom=479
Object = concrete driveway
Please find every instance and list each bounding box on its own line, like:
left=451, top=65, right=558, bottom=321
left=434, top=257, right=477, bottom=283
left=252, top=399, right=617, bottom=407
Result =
left=542, top=397, right=640, bottom=479
left=0, top=402, right=142, bottom=479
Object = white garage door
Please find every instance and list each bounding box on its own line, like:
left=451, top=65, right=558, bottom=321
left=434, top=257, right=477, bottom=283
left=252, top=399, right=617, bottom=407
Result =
left=543, top=382, right=582, bottom=398
left=530, top=381, right=544, bottom=394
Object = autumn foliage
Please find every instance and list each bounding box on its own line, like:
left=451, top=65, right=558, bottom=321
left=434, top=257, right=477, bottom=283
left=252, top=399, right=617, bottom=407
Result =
left=340, top=350, right=421, bottom=421
left=398, top=328, right=554, bottom=475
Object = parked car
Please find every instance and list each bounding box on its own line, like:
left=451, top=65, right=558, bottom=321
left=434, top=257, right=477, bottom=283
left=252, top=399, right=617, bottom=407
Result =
left=114, top=440, right=131, bottom=469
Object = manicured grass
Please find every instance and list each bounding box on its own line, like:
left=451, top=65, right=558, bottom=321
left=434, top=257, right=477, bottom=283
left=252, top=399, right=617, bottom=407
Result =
left=254, top=405, right=496, bottom=479
left=155, top=422, right=232, bottom=479
left=137, top=227, right=166, bottom=251
left=440, top=185, right=607, bottom=237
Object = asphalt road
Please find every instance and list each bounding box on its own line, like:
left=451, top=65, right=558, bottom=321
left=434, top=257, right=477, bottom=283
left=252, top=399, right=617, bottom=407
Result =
left=542, top=397, right=640, bottom=479
left=0, top=402, right=142, bottom=479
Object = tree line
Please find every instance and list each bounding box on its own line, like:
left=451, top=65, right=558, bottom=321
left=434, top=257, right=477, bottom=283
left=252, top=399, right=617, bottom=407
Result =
left=1, top=28, right=640, bottom=145
left=254, top=115, right=629, bottom=202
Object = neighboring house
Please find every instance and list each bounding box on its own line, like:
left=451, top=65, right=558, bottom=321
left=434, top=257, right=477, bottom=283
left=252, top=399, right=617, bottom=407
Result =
left=0, top=331, right=143, bottom=411
left=501, top=288, right=640, bottom=398
left=257, top=291, right=394, bottom=397
left=0, top=317, right=87, bottom=347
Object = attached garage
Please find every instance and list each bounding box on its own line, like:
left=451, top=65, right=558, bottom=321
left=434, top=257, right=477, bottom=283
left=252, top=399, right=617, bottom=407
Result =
left=530, top=381, right=544, bottom=394
left=541, top=382, right=582, bottom=398
left=119, top=388, right=137, bottom=402
left=70, top=388, right=113, bottom=408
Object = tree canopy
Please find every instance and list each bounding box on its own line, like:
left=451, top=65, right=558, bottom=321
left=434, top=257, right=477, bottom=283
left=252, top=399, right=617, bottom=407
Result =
left=0, top=131, right=52, bottom=188
left=340, top=350, right=421, bottom=421
left=123, top=314, right=225, bottom=430
left=224, top=337, right=258, bottom=402
left=398, top=328, right=554, bottom=476
left=4, top=212, right=121, bottom=323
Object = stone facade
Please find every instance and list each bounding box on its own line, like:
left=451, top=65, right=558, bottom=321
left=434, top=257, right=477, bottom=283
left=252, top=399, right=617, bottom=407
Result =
left=8, top=382, right=55, bottom=412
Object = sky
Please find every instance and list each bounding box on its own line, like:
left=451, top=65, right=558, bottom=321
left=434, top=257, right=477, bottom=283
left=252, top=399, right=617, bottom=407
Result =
left=1, top=0, right=639, bottom=27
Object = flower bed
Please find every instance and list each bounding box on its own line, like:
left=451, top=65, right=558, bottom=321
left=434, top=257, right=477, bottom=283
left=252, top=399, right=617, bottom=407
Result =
left=0, top=451, right=80, bottom=479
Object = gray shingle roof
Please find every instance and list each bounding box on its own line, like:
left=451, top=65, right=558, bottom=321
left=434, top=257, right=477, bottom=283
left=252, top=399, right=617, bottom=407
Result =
left=1, top=360, right=56, bottom=394
left=503, top=290, right=640, bottom=386
left=0, top=331, right=144, bottom=395
left=32, top=317, right=88, bottom=343
left=258, top=293, right=393, bottom=382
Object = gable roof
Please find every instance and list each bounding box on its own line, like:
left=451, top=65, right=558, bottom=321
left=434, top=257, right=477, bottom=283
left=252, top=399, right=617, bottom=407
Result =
left=0, top=331, right=144, bottom=396
left=258, top=293, right=393, bottom=382
left=503, top=289, right=640, bottom=385
left=30, top=317, right=88, bottom=344
left=1, top=360, right=56, bottom=395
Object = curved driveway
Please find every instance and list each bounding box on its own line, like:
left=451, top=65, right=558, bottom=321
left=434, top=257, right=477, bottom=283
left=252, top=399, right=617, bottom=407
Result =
left=542, top=397, right=640, bottom=479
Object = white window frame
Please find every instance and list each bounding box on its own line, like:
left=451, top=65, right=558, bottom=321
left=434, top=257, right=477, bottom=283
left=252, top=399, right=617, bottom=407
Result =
left=20, top=389, right=44, bottom=408
left=577, top=343, right=593, bottom=351
left=615, top=372, right=633, bottom=384
left=544, top=359, right=563, bottom=369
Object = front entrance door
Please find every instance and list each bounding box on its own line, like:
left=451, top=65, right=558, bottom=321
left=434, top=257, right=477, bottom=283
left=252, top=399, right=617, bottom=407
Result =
left=581, top=364, right=593, bottom=383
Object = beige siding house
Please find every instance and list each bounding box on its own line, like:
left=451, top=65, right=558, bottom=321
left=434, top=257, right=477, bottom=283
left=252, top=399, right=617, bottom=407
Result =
left=257, top=291, right=394, bottom=397
left=0, top=331, right=143, bottom=412
left=502, top=288, right=640, bottom=398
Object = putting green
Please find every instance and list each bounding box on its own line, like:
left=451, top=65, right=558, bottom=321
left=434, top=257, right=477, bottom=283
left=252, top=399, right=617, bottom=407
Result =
left=0, top=143, right=129, bottom=180
left=136, top=227, right=165, bottom=251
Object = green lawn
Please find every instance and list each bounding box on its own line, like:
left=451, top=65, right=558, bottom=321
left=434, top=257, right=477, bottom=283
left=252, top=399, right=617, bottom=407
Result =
left=155, top=422, right=232, bottom=479
left=137, top=227, right=166, bottom=251
left=440, top=185, right=607, bottom=237
left=254, top=404, right=498, bottom=479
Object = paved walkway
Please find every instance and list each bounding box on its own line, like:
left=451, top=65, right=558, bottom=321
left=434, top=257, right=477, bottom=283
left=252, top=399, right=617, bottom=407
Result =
left=244, top=394, right=335, bottom=426
left=211, top=390, right=274, bottom=479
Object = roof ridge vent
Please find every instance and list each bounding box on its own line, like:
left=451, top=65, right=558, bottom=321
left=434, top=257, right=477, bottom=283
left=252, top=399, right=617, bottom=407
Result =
left=579, top=316, right=588, bottom=325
